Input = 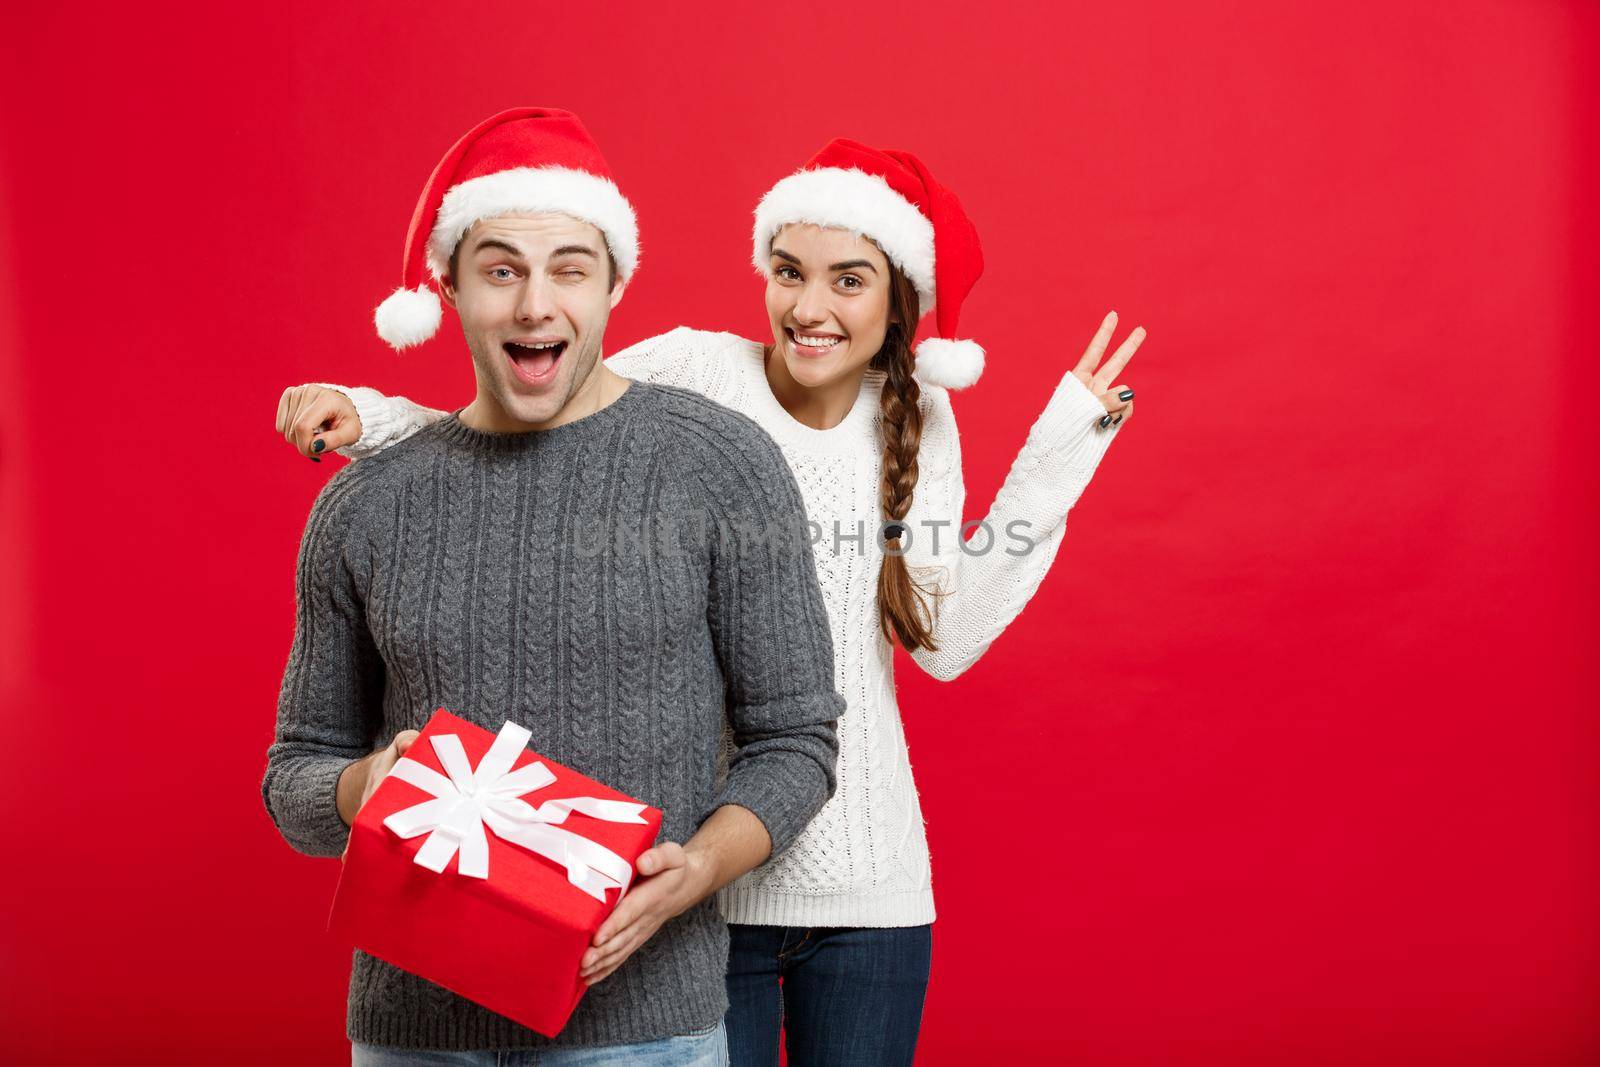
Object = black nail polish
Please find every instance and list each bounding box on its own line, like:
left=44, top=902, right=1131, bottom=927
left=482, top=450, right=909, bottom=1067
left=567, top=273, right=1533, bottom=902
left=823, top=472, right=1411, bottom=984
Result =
left=1118, top=389, right=1135, bottom=401
left=312, top=438, right=326, bottom=454
left=1112, top=414, right=1123, bottom=426
left=1098, top=415, right=1111, bottom=428
left=309, top=455, right=321, bottom=463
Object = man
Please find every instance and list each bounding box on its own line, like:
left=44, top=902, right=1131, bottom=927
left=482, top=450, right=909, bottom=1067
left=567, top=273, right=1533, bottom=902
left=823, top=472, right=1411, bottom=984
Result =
left=261, top=107, right=844, bottom=1064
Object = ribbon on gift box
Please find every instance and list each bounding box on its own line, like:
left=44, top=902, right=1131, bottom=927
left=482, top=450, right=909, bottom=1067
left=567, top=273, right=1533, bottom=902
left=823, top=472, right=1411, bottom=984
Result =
left=381, top=720, right=650, bottom=902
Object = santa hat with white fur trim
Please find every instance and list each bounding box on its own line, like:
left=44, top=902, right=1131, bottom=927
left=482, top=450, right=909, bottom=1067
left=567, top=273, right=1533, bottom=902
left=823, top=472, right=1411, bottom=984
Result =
left=752, top=138, right=986, bottom=390
left=373, top=107, right=639, bottom=350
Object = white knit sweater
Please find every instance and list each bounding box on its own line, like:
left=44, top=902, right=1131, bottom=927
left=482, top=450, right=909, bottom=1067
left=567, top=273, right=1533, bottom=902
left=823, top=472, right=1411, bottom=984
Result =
left=325, top=326, right=1120, bottom=928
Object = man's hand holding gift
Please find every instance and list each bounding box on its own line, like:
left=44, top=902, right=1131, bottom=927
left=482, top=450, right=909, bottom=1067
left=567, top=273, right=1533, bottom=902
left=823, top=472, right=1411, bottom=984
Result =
left=336, top=730, right=421, bottom=857
left=580, top=805, right=772, bottom=986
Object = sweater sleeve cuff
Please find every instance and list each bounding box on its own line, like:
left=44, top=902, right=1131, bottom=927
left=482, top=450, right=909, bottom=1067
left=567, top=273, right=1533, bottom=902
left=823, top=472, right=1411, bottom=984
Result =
left=1029, top=372, right=1114, bottom=446
left=263, top=755, right=356, bottom=859
left=314, top=384, right=407, bottom=460
left=708, top=758, right=832, bottom=864
left=706, top=690, right=842, bottom=861
left=1018, top=373, right=1122, bottom=506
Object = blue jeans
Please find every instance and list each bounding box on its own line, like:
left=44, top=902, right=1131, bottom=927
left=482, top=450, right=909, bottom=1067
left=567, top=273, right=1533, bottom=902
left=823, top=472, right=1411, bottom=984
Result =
left=724, top=924, right=933, bottom=1067
left=351, top=1020, right=727, bottom=1066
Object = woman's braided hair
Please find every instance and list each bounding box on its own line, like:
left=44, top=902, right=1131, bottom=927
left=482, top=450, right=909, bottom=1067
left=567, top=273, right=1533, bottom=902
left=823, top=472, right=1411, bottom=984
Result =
left=872, top=260, right=942, bottom=653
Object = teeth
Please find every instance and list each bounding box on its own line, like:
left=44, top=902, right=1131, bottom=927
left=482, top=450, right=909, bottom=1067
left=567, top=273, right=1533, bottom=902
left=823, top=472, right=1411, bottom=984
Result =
left=511, top=341, right=561, bottom=350
left=794, top=334, right=840, bottom=348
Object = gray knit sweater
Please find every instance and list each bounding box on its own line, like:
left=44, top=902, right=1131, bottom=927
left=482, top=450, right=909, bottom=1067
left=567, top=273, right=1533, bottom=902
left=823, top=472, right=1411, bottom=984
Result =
left=261, top=380, right=843, bottom=1051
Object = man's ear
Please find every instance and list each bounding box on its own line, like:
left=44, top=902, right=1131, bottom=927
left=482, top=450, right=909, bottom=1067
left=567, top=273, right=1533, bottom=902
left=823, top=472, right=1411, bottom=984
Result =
left=608, top=277, right=628, bottom=311
left=439, top=276, right=458, bottom=311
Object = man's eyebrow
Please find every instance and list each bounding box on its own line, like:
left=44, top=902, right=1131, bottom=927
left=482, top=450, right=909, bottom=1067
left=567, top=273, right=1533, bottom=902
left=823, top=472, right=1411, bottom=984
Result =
left=551, top=244, right=600, bottom=259
left=469, top=238, right=527, bottom=260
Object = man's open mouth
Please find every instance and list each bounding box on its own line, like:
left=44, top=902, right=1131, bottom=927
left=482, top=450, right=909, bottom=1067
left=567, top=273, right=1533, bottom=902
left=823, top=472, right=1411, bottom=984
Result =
left=504, top=339, right=567, bottom=386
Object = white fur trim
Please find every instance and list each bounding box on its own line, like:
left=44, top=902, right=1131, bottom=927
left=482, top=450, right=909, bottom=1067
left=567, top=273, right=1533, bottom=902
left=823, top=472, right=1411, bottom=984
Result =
left=752, top=167, right=936, bottom=310
left=374, top=286, right=443, bottom=350
left=914, top=338, right=984, bottom=391
left=426, top=166, right=639, bottom=281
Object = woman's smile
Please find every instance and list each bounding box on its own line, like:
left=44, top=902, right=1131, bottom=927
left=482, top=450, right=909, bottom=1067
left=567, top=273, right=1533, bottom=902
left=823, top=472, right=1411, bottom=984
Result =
left=786, top=327, right=846, bottom=358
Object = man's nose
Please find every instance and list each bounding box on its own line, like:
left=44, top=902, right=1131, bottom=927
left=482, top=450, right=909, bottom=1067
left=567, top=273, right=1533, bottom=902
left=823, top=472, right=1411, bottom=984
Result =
left=516, top=276, right=556, bottom=323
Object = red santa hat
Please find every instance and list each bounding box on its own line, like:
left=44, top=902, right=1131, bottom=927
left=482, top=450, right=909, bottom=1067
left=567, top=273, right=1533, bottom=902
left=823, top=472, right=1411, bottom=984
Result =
left=373, top=107, right=640, bottom=350
left=751, top=138, right=986, bottom=390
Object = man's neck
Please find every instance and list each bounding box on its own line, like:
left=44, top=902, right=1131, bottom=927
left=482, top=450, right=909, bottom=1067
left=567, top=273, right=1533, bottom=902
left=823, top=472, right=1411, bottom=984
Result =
left=461, top=361, right=629, bottom=434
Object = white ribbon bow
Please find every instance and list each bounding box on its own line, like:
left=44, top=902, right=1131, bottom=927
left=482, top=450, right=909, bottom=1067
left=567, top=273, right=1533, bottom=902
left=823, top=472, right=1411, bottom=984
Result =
left=382, top=720, right=649, bottom=902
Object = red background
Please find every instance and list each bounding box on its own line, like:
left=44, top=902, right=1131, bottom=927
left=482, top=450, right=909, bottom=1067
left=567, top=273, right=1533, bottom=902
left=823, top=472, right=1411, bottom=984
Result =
left=3, top=3, right=1597, bottom=1064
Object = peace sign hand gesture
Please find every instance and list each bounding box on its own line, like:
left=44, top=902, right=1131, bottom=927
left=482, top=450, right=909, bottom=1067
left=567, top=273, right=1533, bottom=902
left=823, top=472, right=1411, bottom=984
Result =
left=1066, top=310, right=1143, bottom=430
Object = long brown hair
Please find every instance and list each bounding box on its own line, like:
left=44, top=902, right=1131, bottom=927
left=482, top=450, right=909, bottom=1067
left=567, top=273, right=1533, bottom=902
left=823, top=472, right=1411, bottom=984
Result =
left=872, top=262, right=943, bottom=653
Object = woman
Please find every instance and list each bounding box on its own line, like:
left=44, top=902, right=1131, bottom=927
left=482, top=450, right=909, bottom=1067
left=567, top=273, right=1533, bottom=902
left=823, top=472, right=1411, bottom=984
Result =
left=276, top=137, right=1142, bottom=1066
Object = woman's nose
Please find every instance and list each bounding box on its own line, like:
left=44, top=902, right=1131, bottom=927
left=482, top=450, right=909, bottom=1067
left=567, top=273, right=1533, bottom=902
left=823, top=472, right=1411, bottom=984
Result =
left=793, top=283, right=829, bottom=325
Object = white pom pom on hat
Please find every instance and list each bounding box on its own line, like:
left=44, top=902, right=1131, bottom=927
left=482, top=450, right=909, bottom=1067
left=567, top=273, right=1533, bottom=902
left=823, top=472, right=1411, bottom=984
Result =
left=752, top=137, right=987, bottom=390
left=374, top=287, right=444, bottom=350
left=371, top=107, right=640, bottom=352
left=912, top=337, right=985, bottom=391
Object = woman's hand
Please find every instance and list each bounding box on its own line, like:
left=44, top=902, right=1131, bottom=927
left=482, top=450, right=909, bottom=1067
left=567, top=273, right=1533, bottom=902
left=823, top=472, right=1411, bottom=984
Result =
left=1070, top=310, right=1143, bottom=429
left=577, top=842, right=714, bottom=986
left=275, top=384, right=363, bottom=460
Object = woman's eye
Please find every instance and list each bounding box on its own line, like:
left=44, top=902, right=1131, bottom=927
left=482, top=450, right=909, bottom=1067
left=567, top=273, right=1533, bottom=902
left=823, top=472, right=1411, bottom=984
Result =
left=776, top=266, right=800, bottom=281
left=838, top=275, right=862, bottom=290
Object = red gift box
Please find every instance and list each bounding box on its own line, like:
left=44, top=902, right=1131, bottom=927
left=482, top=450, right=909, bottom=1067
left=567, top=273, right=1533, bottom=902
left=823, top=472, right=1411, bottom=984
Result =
left=328, top=708, right=663, bottom=1037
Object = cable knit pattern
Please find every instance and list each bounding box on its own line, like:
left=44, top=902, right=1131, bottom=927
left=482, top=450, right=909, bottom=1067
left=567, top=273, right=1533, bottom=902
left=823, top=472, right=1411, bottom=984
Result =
left=262, top=380, right=844, bottom=1052
left=325, top=325, right=1120, bottom=929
